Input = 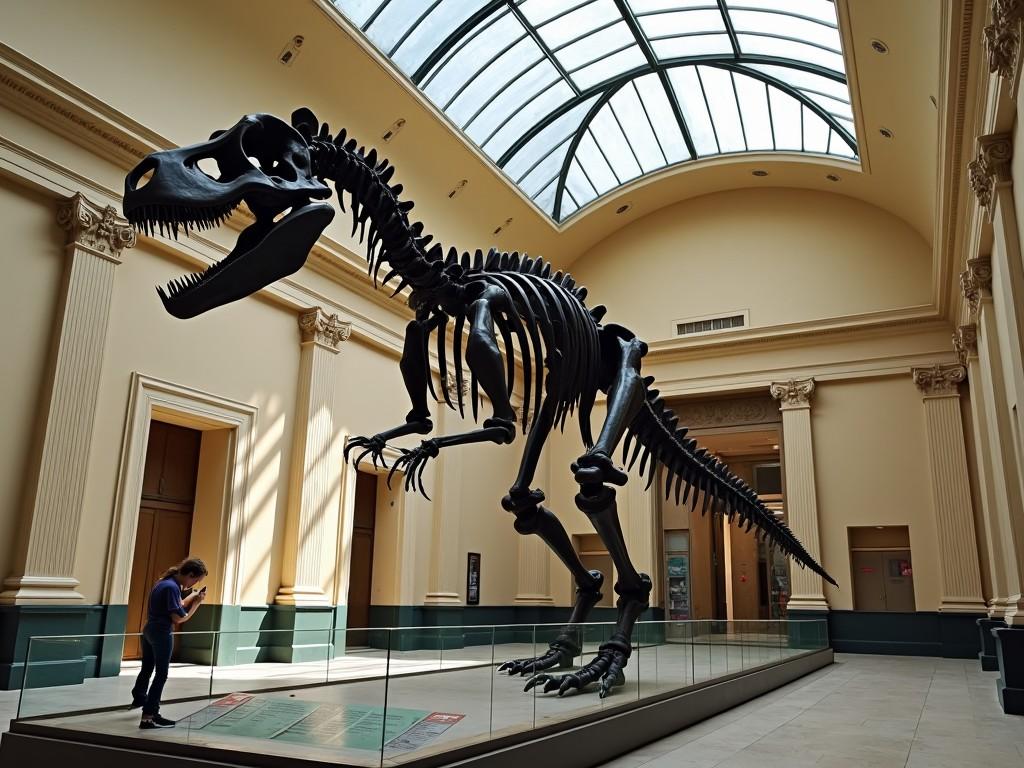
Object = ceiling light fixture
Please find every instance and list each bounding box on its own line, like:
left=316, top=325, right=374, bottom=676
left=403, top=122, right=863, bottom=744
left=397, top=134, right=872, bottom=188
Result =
left=616, top=203, right=632, bottom=214
left=278, top=35, right=304, bottom=66
left=826, top=174, right=840, bottom=182
left=493, top=217, right=513, bottom=236
left=447, top=179, right=468, bottom=199
left=879, top=127, right=895, bottom=139
left=870, top=39, right=889, bottom=54
left=752, top=169, right=769, bottom=177
left=772, top=444, right=779, bottom=450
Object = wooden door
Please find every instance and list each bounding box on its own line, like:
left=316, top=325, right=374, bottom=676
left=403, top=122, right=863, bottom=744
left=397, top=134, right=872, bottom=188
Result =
left=851, top=551, right=886, bottom=611
left=881, top=550, right=915, bottom=612
left=124, top=421, right=201, bottom=659
left=346, top=471, right=377, bottom=647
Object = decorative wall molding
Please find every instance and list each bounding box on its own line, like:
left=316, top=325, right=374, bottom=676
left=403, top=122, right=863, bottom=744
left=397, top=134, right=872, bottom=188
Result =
left=912, top=363, right=968, bottom=396
left=961, top=256, right=994, bottom=316
left=953, top=323, right=979, bottom=363
left=984, top=0, right=1024, bottom=89
left=769, top=378, right=816, bottom=410
left=104, top=374, right=258, bottom=605
left=968, top=133, right=1013, bottom=216
left=671, top=396, right=780, bottom=428
left=298, top=307, right=351, bottom=352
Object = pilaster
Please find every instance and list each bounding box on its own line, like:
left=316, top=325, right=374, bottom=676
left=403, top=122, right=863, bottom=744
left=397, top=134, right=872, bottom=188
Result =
left=2, top=193, right=134, bottom=604
left=276, top=308, right=350, bottom=606
left=423, top=375, right=465, bottom=605
left=769, top=378, right=828, bottom=612
left=912, top=364, right=988, bottom=613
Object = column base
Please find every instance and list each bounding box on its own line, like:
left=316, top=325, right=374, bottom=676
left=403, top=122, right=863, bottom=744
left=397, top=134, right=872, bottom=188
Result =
left=785, top=595, right=829, bottom=612
left=978, top=618, right=1007, bottom=671
left=273, top=586, right=331, bottom=607
left=1001, top=595, right=1024, bottom=627
left=0, top=576, right=85, bottom=604
left=514, top=594, right=555, bottom=605
left=993, top=627, right=1024, bottom=715
left=939, top=599, right=989, bottom=613
left=423, top=592, right=462, bottom=605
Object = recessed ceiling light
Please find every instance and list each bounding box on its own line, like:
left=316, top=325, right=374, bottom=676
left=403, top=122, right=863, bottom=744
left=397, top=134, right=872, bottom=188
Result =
left=615, top=203, right=632, bottom=214
left=752, top=169, right=769, bottom=177
left=879, top=127, right=895, bottom=139
left=870, top=39, right=889, bottom=54
left=772, top=444, right=779, bottom=450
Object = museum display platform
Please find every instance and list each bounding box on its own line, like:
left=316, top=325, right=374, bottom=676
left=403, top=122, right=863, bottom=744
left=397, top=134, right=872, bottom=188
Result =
left=0, top=619, right=830, bottom=768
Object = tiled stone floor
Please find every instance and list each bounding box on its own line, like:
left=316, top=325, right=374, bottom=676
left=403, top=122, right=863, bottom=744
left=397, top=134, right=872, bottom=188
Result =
left=596, top=654, right=1023, bottom=768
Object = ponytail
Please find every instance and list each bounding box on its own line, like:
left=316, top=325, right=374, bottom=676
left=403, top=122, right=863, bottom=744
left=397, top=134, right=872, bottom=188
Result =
left=159, top=557, right=208, bottom=582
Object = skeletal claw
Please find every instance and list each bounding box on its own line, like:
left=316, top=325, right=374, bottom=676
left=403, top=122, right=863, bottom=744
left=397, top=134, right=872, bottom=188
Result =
left=523, top=674, right=550, bottom=693
left=558, top=676, right=579, bottom=696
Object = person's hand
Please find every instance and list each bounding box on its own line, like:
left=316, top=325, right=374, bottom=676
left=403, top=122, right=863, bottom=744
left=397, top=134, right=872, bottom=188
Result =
left=197, top=589, right=207, bottom=603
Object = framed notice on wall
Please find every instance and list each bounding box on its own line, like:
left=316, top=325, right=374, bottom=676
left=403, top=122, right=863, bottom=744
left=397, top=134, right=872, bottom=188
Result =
left=466, top=552, right=481, bottom=605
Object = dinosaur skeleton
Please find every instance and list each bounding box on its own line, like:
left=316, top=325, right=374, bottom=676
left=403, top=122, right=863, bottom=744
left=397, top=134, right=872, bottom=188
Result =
left=123, top=108, right=835, bottom=698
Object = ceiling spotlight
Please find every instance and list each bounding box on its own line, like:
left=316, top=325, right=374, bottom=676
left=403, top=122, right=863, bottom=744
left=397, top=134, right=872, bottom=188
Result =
left=615, top=203, right=632, bottom=214
left=752, top=169, right=769, bottom=177
left=870, top=39, right=889, bottom=54
left=447, top=179, right=468, bottom=199
left=875, top=525, right=885, bottom=530
left=493, top=217, right=513, bottom=236
left=826, top=174, right=840, bottom=182
left=772, top=444, right=779, bottom=450
left=879, top=127, right=895, bottom=139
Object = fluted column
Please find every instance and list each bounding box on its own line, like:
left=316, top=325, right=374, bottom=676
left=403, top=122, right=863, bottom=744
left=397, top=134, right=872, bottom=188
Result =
left=276, top=308, right=350, bottom=606
left=770, top=378, right=828, bottom=612
left=423, top=374, right=464, bottom=604
left=2, top=194, right=135, bottom=604
left=912, top=364, right=987, bottom=613
left=956, top=323, right=1011, bottom=617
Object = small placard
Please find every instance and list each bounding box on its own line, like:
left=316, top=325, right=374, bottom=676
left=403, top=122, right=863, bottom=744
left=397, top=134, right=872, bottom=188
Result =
left=466, top=552, right=481, bottom=606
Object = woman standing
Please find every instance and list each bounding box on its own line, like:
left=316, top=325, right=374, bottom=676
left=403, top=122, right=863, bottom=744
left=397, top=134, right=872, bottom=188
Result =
left=130, top=557, right=208, bottom=729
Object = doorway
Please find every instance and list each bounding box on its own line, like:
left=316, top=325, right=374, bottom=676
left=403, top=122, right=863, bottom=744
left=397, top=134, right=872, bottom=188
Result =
left=849, top=526, right=915, bottom=612
left=124, top=420, right=202, bottom=659
left=346, top=471, right=377, bottom=647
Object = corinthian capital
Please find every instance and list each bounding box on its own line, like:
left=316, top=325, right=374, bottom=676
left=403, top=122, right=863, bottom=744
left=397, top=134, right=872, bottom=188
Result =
left=960, top=256, right=993, bottom=317
left=953, top=324, right=978, bottom=364
left=913, top=363, right=967, bottom=396
left=57, top=192, right=135, bottom=261
left=298, top=307, right=350, bottom=351
left=969, top=134, right=1013, bottom=213
left=984, top=0, right=1024, bottom=81
left=770, top=378, right=815, bottom=409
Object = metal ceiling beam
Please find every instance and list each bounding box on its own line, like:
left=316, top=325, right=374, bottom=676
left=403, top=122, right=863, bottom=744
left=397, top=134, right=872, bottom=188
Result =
left=553, top=87, right=620, bottom=220
left=613, top=0, right=697, bottom=158
left=507, top=0, right=581, bottom=96
left=497, top=54, right=847, bottom=168
left=716, top=0, right=741, bottom=58
left=411, top=0, right=508, bottom=84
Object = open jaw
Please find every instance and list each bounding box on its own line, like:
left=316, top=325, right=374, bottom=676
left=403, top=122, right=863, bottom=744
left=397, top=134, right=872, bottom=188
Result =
left=125, top=197, right=335, bottom=319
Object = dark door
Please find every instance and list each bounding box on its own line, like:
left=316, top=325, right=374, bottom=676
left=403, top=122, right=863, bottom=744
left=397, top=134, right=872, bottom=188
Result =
left=346, top=471, right=377, bottom=647
left=124, top=421, right=201, bottom=659
left=852, top=551, right=886, bottom=612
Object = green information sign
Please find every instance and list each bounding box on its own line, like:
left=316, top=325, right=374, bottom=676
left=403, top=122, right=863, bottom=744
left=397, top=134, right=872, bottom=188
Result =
left=187, top=694, right=457, bottom=753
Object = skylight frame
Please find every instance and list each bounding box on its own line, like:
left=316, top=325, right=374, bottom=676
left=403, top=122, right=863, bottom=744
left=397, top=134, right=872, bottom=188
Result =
left=333, top=0, right=858, bottom=223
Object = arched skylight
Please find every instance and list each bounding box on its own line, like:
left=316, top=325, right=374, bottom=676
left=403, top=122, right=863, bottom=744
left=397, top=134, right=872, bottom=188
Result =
left=334, top=0, right=857, bottom=222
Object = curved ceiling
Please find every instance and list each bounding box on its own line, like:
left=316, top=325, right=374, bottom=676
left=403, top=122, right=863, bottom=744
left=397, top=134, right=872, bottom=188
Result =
left=333, top=0, right=858, bottom=222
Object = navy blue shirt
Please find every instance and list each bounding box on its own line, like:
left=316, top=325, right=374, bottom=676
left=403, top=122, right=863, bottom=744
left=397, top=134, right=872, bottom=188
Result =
left=147, top=577, right=188, bottom=631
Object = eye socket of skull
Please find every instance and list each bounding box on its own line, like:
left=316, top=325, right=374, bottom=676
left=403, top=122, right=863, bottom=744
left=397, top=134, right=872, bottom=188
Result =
left=242, top=119, right=304, bottom=183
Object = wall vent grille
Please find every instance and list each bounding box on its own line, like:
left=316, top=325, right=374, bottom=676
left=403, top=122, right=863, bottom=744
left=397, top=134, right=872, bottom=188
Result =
left=675, top=313, right=746, bottom=337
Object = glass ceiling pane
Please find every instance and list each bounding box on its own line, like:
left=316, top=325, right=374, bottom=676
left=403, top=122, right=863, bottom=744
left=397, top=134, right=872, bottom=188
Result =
left=332, top=0, right=859, bottom=223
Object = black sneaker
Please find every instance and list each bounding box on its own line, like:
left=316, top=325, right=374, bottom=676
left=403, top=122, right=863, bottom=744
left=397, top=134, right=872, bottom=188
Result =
left=140, top=715, right=176, bottom=729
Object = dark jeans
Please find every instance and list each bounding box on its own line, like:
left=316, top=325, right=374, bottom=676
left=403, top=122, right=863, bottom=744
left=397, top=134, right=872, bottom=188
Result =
left=131, top=624, right=173, bottom=716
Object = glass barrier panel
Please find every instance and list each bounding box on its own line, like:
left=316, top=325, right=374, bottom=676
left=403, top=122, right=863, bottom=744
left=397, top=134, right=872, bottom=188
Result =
left=207, top=627, right=331, bottom=698
left=488, top=622, right=539, bottom=741
left=384, top=625, right=494, bottom=764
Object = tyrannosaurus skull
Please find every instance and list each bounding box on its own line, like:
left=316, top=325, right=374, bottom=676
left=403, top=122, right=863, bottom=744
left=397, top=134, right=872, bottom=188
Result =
left=123, top=113, right=334, bottom=318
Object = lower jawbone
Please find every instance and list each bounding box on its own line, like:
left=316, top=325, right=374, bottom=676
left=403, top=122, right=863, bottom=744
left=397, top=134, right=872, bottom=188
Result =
left=126, top=197, right=334, bottom=319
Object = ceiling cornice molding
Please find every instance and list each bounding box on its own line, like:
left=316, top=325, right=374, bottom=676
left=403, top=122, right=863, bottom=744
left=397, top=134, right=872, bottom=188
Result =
left=645, top=305, right=947, bottom=364
left=934, top=0, right=981, bottom=321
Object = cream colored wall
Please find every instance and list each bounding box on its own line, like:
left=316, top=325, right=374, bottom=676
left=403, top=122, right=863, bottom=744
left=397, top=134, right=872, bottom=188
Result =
left=570, top=188, right=932, bottom=342
left=0, top=176, right=64, bottom=586
left=77, top=240, right=302, bottom=604
left=810, top=377, right=939, bottom=611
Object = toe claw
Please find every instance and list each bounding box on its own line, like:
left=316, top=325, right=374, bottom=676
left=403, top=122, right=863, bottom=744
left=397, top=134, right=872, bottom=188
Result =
left=558, top=676, right=578, bottom=696
left=523, top=674, right=549, bottom=693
